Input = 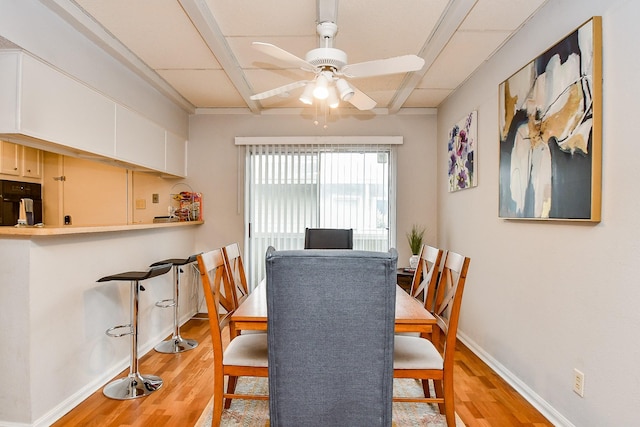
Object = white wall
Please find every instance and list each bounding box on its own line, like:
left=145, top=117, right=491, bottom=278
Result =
left=437, top=0, right=640, bottom=425
left=186, top=111, right=439, bottom=272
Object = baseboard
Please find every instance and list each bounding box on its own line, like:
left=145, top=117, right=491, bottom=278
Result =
left=456, top=331, right=574, bottom=427
left=31, top=309, right=200, bottom=427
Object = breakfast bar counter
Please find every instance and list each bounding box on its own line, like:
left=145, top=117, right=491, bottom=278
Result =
left=0, top=219, right=204, bottom=425
left=0, top=220, right=203, bottom=237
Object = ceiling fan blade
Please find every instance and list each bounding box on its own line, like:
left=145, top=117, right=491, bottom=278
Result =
left=252, top=42, right=316, bottom=72
left=347, top=85, right=377, bottom=110
left=250, top=80, right=309, bottom=101
left=341, top=55, right=425, bottom=78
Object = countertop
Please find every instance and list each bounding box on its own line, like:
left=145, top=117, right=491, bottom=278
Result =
left=0, top=220, right=204, bottom=237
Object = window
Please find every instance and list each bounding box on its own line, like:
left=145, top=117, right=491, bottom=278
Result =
left=239, top=137, right=399, bottom=288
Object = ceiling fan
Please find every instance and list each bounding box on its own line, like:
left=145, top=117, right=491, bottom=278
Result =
left=249, top=1, right=425, bottom=110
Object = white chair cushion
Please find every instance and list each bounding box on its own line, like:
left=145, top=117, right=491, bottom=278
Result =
left=394, top=335, right=443, bottom=370
left=224, top=333, right=268, bottom=367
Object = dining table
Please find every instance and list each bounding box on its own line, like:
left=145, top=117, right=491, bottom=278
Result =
left=229, top=279, right=435, bottom=339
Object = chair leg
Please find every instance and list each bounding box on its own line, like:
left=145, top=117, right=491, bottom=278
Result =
left=421, top=379, right=431, bottom=398
left=224, top=375, right=238, bottom=409
left=433, top=379, right=445, bottom=413
left=443, top=376, right=456, bottom=426
left=212, top=370, right=225, bottom=426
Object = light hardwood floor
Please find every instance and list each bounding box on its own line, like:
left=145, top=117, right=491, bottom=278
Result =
left=53, top=315, right=552, bottom=426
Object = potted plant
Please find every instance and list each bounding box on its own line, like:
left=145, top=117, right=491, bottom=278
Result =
left=406, top=224, right=425, bottom=269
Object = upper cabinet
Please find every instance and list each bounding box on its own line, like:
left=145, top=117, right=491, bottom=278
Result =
left=20, top=53, right=116, bottom=157
left=22, top=145, right=42, bottom=178
left=115, top=105, right=165, bottom=172
left=0, top=140, right=19, bottom=176
left=0, top=140, right=42, bottom=178
left=0, top=51, right=187, bottom=177
left=165, top=132, right=187, bottom=177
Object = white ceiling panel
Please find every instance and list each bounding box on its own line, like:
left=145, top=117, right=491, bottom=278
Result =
left=418, top=30, right=512, bottom=89
left=204, top=0, right=316, bottom=36
left=53, top=0, right=549, bottom=112
left=336, top=0, right=449, bottom=62
left=460, top=0, right=548, bottom=31
left=75, top=0, right=220, bottom=69
left=157, top=69, right=245, bottom=107
left=404, top=88, right=453, bottom=108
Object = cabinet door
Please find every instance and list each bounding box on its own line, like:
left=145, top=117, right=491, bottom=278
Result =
left=62, top=156, right=128, bottom=226
left=22, top=146, right=41, bottom=178
left=20, top=54, right=116, bottom=157
left=1, top=140, right=19, bottom=176
left=165, top=131, right=187, bottom=177
left=115, top=106, right=165, bottom=171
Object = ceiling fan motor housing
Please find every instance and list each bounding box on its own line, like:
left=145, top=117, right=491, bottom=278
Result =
left=305, top=47, right=348, bottom=71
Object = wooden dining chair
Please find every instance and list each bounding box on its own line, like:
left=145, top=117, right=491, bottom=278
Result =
left=222, top=242, right=250, bottom=308
left=409, top=244, right=444, bottom=311
left=196, top=249, right=268, bottom=426
left=393, top=250, right=471, bottom=427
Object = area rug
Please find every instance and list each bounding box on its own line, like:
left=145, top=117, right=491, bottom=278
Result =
left=195, top=377, right=465, bottom=426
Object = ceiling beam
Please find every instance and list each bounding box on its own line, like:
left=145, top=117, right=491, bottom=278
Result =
left=388, top=0, right=478, bottom=113
left=178, top=0, right=261, bottom=113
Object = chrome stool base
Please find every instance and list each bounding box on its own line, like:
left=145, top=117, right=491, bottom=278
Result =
left=154, top=335, right=198, bottom=353
left=103, top=372, right=163, bottom=400
left=151, top=254, right=200, bottom=354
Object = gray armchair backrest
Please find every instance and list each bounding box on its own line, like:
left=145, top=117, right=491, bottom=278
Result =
left=266, top=247, right=397, bottom=427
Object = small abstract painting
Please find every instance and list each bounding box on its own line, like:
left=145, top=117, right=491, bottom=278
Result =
left=448, top=110, right=477, bottom=192
left=498, top=17, right=602, bottom=221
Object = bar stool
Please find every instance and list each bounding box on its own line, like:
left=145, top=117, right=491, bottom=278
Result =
left=98, top=263, right=172, bottom=400
left=150, top=254, right=200, bottom=353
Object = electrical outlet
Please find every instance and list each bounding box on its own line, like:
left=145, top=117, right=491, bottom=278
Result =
left=152, top=193, right=159, bottom=203
left=573, top=369, right=585, bottom=397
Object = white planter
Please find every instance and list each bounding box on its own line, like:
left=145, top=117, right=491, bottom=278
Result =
left=409, top=255, right=419, bottom=269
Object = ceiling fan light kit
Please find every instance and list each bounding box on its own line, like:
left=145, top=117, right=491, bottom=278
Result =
left=299, top=82, right=315, bottom=105
left=336, top=78, right=354, bottom=101
left=312, top=73, right=330, bottom=99
left=327, top=86, right=340, bottom=109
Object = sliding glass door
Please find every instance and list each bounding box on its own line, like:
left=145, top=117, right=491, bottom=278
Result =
left=245, top=143, right=396, bottom=288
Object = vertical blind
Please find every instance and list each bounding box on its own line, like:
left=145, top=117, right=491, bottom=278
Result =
left=245, top=143, right=396, bottom=289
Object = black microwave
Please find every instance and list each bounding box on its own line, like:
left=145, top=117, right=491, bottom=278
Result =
left=0, top=180, right=43, bottom=226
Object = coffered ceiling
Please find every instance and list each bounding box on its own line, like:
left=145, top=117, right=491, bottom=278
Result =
left=50, top=0, right=547, bottom=114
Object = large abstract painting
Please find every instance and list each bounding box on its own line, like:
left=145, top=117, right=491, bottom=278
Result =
left=498, top=17, right=602, bottom=221
left=448, top=110, right=477, bottom=192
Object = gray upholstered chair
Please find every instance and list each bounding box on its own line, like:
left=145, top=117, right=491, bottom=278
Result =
left=265, top=247, right=397, bottom=427
left=304, top=227, right=353, bottom=249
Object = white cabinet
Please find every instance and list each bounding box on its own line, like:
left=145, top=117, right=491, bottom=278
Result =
left=115, top=106, right=165, bottom=171
left=0, top=51, right=187, bottom=177
left=0, top=141, right=42, bottom=178
left=165, top=131, right=187, bottom=177
left=0, top=140, right=19, bottom=176
left=0, top=52, right=116, bottom=157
